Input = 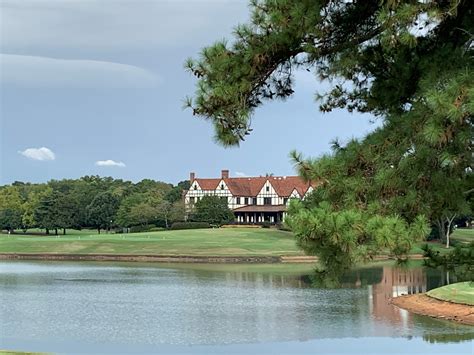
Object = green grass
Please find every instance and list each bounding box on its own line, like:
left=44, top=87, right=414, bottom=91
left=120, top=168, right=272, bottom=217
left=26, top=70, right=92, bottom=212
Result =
left=427, top=282, right=474, bottom=306
left=451, top=228, right=474, bottom=244
left=0, top=228, right=304, bottom=257
left=409, top=241, right=450, bottom=255
left=1, top=227, right=464, bottom=257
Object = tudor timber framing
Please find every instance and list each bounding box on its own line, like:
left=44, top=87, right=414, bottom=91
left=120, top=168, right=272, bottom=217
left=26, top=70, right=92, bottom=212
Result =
left=184, top=170, right=316, bottom=224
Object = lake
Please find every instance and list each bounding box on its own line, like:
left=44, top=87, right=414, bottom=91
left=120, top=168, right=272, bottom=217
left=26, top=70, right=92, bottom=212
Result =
left=0, top=261, right=472, bottom=354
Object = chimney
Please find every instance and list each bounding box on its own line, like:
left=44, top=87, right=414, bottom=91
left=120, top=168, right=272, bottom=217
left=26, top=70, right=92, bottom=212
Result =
left=190, top=172, right=195, bottom=182
left=221, top=169, right=229, bottom=179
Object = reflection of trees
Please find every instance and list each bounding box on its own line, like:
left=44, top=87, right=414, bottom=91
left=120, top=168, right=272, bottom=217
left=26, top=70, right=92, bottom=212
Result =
left=423, top=332, right=474, bottom=344
left=302, top=266, right=384, bottom=288
left=423, top=243, right=474, bottom=282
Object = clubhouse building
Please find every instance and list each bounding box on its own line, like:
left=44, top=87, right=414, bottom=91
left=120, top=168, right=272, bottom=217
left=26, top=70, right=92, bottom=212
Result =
left=184, top=170, right=317, bottom=224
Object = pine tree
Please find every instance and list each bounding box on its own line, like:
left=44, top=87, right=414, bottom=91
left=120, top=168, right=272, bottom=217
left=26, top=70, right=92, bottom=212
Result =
left=186, top=0, right=473, bottom=269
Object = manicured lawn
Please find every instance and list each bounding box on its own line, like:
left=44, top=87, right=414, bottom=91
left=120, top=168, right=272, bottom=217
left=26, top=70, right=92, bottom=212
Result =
left=451, top=228, right=474, bottom=244
left=1, top=227, right=463, bottom=257
left=0, top=228, right=304, bottom=257
left=427, top=282, right=474, bottom=306
left=409, top=241, right=451, bottom=255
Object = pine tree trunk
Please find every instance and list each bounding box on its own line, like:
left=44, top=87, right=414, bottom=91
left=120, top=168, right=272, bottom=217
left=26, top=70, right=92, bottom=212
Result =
left=55, top=228, right=58, bottom=236
left=46, top=228, right=50, bottom=235
left=63, top=228, right=66, bottom=235
left=98, top=227, right=101, bottom=234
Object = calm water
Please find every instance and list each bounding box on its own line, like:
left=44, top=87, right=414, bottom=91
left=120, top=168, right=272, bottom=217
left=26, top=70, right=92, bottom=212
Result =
left=0, top=261, right=472, bottom=354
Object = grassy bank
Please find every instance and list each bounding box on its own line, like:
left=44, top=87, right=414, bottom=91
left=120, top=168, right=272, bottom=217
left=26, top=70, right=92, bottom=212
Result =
left=0, top=228, right=304, bottom=257
left=427, top=282, right=474, bottom=306
left=1, top=227, right=468, bottom=258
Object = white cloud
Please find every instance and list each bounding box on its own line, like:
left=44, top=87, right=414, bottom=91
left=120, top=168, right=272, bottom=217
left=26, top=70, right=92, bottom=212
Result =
left=19, top=147, right=56, bottom=161
left=235, top=171, right=247, bottom=177
left=0, top=54, right=160, bottom=88
left=95, top=160, right=126, bottom=168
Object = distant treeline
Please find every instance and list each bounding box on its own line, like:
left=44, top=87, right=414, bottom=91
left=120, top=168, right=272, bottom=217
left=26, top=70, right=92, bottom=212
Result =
left=0, top=176, right=190, bottom=234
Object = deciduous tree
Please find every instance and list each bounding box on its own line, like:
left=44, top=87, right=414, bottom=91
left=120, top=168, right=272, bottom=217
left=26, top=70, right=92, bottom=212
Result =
left=191, top=196, right=234, bottom=225
left=86, top=191, right=120, bottom=234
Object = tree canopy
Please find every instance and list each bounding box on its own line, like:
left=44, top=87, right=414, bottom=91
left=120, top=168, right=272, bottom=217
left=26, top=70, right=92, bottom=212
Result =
left=187, top=0, right=473, bottom=269
left=191, top=196, right=234, bottom=226
left=0, top=176, right=189, bottom=234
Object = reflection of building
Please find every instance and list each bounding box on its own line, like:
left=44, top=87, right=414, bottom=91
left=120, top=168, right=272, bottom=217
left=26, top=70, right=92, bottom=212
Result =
left=184, top=170, right=317, bottom=223
left=370, top=267, right=427, bottom=324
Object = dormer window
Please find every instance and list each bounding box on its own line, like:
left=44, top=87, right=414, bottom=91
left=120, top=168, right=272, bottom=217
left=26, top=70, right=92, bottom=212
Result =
left=266, top=186, right=270, bottom=192
left=220, top=184, right=224, bottom=190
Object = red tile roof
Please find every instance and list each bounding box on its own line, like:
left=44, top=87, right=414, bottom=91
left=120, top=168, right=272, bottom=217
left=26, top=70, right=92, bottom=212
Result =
left=194, top=178, right=221, bottom=190
left=223, top=177, right=267, bottom=196
left=193, top=175, right=317, bottom=197
left=268, top=176, right=313, bottom=197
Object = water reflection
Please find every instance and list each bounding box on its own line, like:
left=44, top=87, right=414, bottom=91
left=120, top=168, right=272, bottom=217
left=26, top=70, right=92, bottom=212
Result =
left=0, top=261, right=472, bottom=353
left=370, top=266, right=426, bottom=325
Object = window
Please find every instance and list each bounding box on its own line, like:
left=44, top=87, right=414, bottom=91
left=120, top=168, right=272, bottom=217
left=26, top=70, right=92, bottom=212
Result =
left=266, top=186, right=270, bottom=192
left=244, top=197, right=249, bottom=205
left=236, top=197, right=241, bottom=204
left=193, top=185, right=197, bottom=190
left=220, top=184, right=224, bottom=190
left=264, top=197, right=271, bottom=205
left=190, top=197, right=195, bottom=204
left=252, top=198, right=257, bottom=205
left=283, top=198, right=288, bottom=204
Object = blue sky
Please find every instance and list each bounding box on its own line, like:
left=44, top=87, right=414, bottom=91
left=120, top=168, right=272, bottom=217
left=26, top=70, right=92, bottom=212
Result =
left=0, top=0, right=378, bottom=185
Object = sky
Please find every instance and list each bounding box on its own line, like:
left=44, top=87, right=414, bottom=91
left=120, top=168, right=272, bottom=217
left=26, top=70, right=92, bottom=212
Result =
left=0, top=0, right=379, bottom=185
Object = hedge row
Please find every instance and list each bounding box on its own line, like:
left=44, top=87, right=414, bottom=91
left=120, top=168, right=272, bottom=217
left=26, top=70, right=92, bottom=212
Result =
left=170, top=222, right=211, bottom=230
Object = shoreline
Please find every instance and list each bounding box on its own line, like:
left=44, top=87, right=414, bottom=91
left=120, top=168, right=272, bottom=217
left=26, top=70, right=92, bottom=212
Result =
left=0, top=253, right=424, bottom=264
left=0, top=253, right=317, bottom=264
left=391, top=294, right=474, bottom=326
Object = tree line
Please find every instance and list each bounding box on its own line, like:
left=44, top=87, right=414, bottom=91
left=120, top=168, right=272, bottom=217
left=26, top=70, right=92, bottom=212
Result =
left=0, top=176, right=190, bottom=234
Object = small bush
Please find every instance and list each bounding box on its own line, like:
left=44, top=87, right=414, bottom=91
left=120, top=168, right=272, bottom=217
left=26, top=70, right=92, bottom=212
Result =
left=129, top=225, right=156, bottom=233
left=277, top=224, right=291, bottom=231
left=170, top=222, right=211, bottom=230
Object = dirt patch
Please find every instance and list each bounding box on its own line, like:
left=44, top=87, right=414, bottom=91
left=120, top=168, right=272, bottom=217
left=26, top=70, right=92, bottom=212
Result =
left=280, top=256, right=318, bottom=263
left=391, top=293, right=474, bottom=326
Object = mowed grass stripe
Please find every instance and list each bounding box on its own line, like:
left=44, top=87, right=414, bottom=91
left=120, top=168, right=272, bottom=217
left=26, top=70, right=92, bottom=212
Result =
left=0, top=228, right=304, bottom=257
left=427, top=282, right=474, bottom=306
